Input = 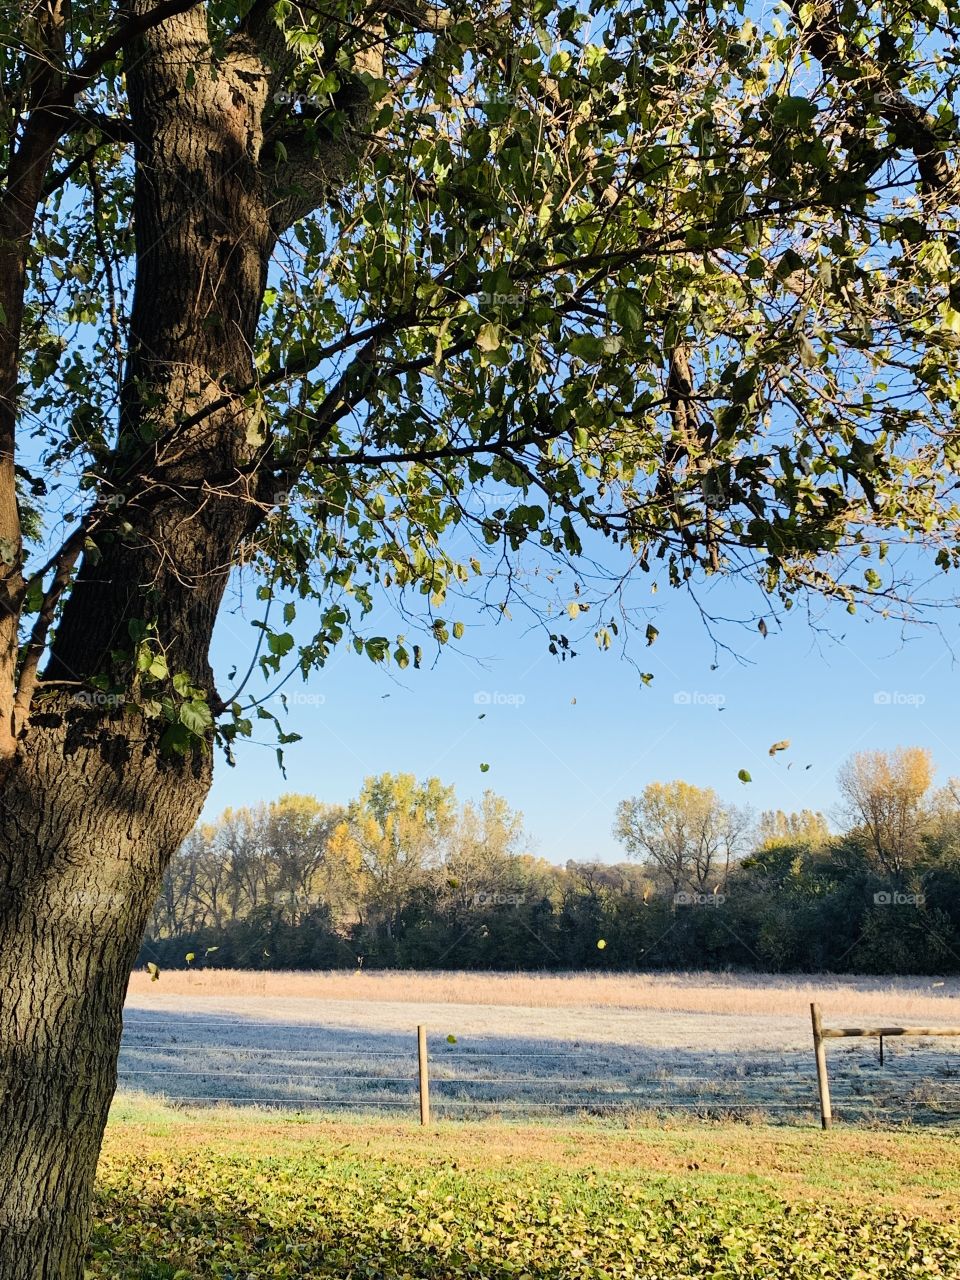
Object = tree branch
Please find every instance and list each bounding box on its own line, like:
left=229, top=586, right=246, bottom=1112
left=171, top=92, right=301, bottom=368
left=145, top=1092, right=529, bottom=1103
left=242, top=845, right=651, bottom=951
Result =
left=793, top=1, right=960, bottom=303
left=12, top=532, right=85, bottom=737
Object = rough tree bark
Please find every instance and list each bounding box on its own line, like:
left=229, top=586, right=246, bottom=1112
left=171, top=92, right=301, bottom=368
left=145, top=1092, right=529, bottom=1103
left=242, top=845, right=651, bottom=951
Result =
left=0, top=4, right=284, bottom=1274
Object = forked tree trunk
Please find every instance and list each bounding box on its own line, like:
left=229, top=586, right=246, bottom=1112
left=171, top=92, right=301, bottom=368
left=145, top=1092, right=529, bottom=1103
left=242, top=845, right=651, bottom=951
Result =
left=0, top=5, right=275, bottom=1274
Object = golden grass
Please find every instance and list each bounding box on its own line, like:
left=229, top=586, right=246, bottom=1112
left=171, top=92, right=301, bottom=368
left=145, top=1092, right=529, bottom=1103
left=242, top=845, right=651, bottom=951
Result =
left=126, top=967, right=960, bottom=1022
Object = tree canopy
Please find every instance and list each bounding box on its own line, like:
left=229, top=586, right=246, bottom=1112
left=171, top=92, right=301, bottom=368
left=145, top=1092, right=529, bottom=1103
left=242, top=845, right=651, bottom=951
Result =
left=6, top=0, right=960, bottom=759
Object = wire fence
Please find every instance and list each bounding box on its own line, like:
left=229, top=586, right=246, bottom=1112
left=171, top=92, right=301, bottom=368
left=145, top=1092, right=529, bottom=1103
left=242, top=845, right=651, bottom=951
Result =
left=117, top=1013, right=960, bottom=1125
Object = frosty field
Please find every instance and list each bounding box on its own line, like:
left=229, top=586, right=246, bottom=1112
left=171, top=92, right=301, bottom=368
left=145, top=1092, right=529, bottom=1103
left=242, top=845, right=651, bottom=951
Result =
left=120, top=970, right=960, bottom=1125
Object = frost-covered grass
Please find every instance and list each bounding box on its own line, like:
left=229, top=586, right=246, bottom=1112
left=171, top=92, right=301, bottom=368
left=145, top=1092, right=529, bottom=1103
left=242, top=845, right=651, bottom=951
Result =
left=120, top=970, right=960, bottom=1125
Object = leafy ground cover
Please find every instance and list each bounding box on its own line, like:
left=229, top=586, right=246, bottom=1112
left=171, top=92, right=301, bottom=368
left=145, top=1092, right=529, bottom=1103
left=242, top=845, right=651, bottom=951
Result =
left=90, top=1096, right=960, bottom=1279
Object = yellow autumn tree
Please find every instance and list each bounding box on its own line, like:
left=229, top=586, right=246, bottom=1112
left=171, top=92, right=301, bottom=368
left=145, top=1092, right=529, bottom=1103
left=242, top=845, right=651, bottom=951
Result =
left=836, top=748, right=935, bottom=876
left=329, top=774, right=457, bottom=935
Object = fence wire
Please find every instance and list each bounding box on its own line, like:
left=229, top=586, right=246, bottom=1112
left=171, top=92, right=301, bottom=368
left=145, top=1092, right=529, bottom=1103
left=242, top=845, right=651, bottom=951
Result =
left=117, top=1017, right=960, bottom=1125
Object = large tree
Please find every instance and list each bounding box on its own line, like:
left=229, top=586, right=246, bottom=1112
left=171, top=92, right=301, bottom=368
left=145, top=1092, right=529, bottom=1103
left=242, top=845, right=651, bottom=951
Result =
left=837, top=746, right=936, bottom=876
left=614, top=779, right=749, bottom=896
left=3, top=0, right=960, bottom=1272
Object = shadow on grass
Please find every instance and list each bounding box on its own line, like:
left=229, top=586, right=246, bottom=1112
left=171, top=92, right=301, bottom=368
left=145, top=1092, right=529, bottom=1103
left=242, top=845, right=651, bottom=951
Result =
left=115, top=1004, right=960, bottom=1126
left=89, top=1171, right=960, bottom=1280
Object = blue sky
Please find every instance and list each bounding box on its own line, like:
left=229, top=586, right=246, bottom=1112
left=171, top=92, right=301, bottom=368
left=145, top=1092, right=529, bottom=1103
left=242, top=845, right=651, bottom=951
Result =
left=204, top=556, right=960, bottom=863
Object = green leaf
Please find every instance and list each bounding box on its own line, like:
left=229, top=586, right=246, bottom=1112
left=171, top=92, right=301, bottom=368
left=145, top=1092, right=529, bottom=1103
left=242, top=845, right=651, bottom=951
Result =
left=607, top=287, right=645, bottom=331
left=772, top=94, right=818, bottom=129
left=146, top=654, right=169, bottom=681
left=267, top=632, right=295, bottom=657
left=179, top=699, right=213, bottom=736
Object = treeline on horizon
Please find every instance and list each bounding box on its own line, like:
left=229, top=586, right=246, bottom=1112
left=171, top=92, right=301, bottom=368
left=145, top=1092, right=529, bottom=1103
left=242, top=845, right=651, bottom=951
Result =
left=140, top=747, right=960, bottom=975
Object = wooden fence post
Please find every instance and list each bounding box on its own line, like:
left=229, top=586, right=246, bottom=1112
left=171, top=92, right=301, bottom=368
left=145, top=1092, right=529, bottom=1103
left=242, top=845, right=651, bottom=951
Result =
left=810, top=1002, right=833, bottom=1130
left=418, top=1024, right=430, bottom=1126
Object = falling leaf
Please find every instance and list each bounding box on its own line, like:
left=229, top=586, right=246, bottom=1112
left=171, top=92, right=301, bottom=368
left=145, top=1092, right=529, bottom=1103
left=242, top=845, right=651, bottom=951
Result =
left=185, top=952, right=195, bottom=964
left=447, top=1034, right=457, bottom=1044
left=480, top=762, right=490, bottom=772
left=645, top=623, right=659, bottom=646
left=478, top=713, right=486, bottom=719
left=597, top=939, right=607, bottom=950
left=147, top=962, right=160, bottom=982
left=570, top=697, right=576, bottom=705
left=737, top=769, right=752, bottom=784
left=768, top=739, right=790, bottom=756
left=758, top=618, right=768, bottom=637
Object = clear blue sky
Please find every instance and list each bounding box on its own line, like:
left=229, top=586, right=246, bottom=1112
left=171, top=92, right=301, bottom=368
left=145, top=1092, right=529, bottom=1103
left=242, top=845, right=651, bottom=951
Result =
left=203, top=549, right=960, bottom=863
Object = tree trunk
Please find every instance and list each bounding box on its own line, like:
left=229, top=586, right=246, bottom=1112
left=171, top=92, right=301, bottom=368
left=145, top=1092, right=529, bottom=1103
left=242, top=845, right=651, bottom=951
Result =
left=0, top=7, right=276, bottom=1275
left=0, top=703, right=211, bottom=1277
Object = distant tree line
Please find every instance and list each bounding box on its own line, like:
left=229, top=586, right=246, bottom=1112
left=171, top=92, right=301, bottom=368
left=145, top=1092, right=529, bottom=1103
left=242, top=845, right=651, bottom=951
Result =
left=140, top=748, right=960, bottom=974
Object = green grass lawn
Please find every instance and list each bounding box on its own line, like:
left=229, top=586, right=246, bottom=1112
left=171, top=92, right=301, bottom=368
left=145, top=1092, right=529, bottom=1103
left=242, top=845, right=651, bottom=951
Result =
left=91, top=1095, right=960, bottom=1279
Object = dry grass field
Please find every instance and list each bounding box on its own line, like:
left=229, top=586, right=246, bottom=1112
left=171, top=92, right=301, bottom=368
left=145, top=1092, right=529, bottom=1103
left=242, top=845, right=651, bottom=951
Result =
left=120, top=969, right=960, bottom=1124
left=127, top=966, right=960, bottom=1022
